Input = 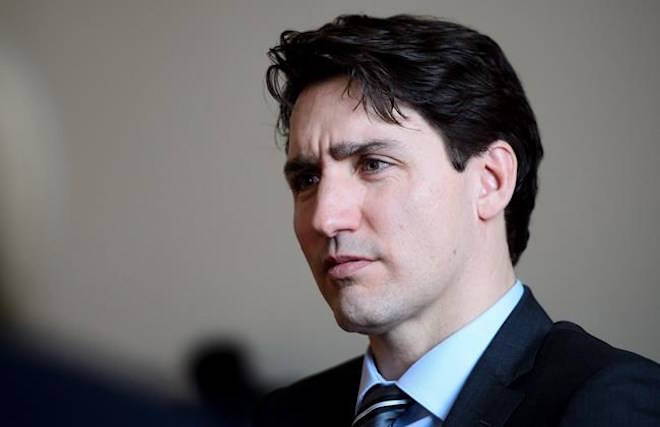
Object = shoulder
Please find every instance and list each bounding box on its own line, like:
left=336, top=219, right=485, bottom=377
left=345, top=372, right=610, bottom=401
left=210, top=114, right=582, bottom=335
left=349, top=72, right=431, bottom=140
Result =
left=560, top=355, right=660, bottom=426
left=538, top=321, right=660, bottom=377
left=274, top=355, right=363, bottom=398
left=550, top=322, right=660, bottom=426
left=252, top=356, right=362, bottom=427
left=518, top=321, right=660, bottom=425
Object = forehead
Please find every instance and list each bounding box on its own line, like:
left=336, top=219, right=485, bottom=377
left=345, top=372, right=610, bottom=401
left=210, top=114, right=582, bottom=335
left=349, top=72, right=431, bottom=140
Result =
left=288, top=77, right=434, bottom=158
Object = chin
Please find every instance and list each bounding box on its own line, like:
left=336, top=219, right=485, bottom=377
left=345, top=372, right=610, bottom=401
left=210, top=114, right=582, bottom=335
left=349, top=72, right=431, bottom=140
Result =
left=334, top=315, right=395, bottom=336
left=333, top=313, right=369, bottom=334
left=321, top=276, right=397, bottom=333
left=330, top=298, right=394, bottom=336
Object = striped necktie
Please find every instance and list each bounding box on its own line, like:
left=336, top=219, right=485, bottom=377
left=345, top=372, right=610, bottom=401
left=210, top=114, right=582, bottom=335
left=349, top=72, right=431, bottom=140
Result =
left=352, top=384, right=412, bottom=427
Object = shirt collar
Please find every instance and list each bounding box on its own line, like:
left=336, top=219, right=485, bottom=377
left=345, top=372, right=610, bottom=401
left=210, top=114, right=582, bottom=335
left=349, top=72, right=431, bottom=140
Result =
left=356, top=280, right=524, bottom=420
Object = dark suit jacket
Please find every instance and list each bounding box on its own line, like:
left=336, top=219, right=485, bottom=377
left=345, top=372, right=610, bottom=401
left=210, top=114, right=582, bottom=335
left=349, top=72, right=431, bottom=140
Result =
left=253, top=287, right=660, bottom=426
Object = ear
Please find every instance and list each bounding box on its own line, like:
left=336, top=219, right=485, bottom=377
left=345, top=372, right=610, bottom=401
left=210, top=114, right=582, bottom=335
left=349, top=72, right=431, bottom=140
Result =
left=477, top=141, right=517, bottom=221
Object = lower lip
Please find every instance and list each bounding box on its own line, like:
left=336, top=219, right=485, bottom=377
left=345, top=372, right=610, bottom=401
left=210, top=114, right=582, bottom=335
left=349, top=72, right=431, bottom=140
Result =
left=327, top=260, right=372, bottom=279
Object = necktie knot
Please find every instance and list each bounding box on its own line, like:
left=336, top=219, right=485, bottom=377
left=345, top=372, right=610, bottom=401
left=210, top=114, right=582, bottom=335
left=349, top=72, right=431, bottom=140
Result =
left=352, top=384, right=412, bottom=427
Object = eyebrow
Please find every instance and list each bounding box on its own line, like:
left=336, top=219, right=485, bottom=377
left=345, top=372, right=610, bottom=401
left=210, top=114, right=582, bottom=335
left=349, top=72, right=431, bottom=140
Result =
left=283, top=139, right=401, bottom=176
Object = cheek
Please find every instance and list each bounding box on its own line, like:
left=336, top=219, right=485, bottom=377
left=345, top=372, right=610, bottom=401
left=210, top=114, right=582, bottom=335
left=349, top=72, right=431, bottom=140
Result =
left=293, top=206, right=312, bottom=251
left=292, top=207, right=304, bottom=240
left=293, top=204, right=323, bottom=268
left=394, top=180, right=462, bottom=254
left=366, top=186, right=430, bottom=256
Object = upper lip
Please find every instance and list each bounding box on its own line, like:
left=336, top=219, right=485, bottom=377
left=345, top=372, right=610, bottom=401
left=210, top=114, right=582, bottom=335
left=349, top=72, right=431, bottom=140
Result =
left=323, top=254, right=373, bottom=270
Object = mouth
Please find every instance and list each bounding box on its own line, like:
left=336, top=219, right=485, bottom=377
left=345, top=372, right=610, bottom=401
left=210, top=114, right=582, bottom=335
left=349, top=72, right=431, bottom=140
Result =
left=324, top=255, right=374, bottom=280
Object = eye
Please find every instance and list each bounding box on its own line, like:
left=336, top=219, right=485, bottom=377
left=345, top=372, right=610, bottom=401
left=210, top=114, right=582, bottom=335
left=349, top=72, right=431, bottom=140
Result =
left=359, top=157, right=391, bottom=174
left=290, top=172, right=320, bottom=193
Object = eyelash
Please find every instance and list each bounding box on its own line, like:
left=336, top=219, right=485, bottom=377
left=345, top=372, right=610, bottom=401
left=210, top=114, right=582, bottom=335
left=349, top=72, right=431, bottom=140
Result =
left=289, top=157, right=393, bottom=194
left=358, top=157, right=391, bottom=174
left=290, top=173, right=320, bottom=193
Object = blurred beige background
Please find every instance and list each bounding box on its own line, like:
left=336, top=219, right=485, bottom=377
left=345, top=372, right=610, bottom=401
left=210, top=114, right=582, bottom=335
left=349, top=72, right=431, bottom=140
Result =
left=1, top=0, right=658, bottom=397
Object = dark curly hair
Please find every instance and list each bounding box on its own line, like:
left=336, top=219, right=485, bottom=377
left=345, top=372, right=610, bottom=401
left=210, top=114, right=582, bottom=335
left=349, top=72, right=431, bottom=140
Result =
left=266, top=14, right=543, bottom=266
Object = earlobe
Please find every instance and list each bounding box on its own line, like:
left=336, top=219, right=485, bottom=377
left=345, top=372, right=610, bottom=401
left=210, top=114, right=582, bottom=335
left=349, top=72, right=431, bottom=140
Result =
left=477, top=141, right=517, bottom=221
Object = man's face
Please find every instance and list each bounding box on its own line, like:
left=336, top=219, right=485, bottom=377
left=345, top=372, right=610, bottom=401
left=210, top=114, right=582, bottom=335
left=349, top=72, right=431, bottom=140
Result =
left=285, top=77, right=480, bottom=336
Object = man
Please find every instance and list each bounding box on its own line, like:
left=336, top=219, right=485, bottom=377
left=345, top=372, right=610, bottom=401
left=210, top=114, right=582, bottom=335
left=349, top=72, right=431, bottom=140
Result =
left=255, top=14, right=660, bottom=426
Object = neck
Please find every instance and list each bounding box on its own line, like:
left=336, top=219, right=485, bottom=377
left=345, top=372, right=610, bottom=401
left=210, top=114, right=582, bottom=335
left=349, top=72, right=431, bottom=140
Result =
left=368, top=243, right=516, bottom=380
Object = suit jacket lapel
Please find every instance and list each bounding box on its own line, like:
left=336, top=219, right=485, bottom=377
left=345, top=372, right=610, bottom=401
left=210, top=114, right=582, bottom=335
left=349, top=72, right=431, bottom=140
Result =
left=443, top=287, right=552, bottom=427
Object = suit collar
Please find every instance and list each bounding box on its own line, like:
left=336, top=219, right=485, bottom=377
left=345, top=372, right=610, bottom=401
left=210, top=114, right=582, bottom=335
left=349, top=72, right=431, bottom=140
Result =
left=444, top=286, right=552, bottom=427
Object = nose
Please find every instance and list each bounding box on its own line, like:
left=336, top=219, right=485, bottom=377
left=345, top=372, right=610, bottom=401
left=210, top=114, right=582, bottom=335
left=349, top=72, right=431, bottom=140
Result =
left=310, top=173, right=362, bottom=237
